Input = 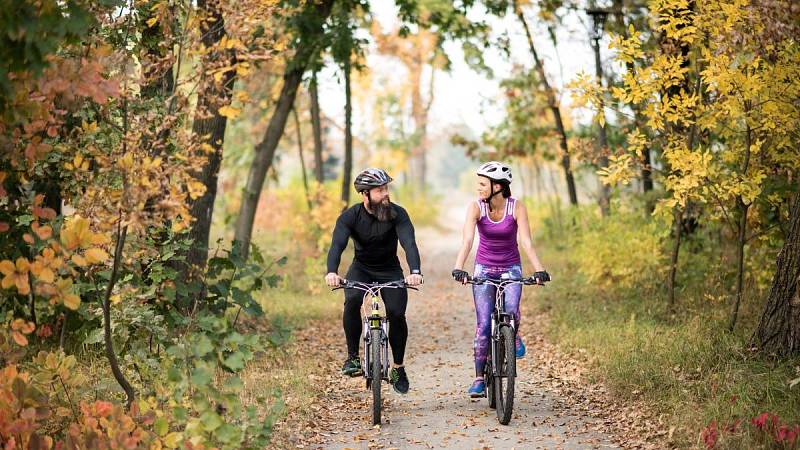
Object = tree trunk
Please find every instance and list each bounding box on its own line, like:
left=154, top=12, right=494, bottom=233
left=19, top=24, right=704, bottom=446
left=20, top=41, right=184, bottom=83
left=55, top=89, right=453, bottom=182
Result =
left=105, top=221, right=135, bottom=409
left=729, top=122, right=753, bottom=331
left=668, top=206, right=683, bottom=307
left=752, top=188, right=800, bottom=356
left=592, top=39, right=611, bottom=216
left=233, top=0, right=335, bottom=259
left=514, top=1, right=578, bottom=206
left=176, top=0, right=237, bottom=311
left=292, top=106, right=312, bottom=210
left=341, top=56, right=353, bottom=206
left=310, top=71, right=324, bottom=184
left=612, top=0, right=652, bottom=195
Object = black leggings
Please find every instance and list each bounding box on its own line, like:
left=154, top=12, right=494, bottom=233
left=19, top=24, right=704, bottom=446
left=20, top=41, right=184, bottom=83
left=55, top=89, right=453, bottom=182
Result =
left=343, top=264, right=408, bottom=365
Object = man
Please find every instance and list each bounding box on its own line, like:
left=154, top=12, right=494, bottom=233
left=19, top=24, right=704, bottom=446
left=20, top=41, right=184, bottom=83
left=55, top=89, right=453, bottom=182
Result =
left=325, top=168, right=423, bottom=394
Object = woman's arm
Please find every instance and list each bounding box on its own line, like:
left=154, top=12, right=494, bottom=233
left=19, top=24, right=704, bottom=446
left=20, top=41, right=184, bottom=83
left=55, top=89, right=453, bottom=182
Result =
left=515, top=200, right=545, bottom=272
left=453, top=202, right=480, bottom=271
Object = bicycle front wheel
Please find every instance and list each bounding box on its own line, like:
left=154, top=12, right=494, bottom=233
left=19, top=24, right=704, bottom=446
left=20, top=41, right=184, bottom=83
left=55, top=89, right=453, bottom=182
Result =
left=370, top=327, right=382, bottom=426
left=495, top=325, right=516, bottom=425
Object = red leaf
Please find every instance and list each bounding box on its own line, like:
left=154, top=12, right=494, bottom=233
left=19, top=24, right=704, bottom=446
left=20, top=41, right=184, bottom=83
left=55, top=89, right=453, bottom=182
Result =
left=702, top=420, right=718, bottom=449
left=753, top=412, right=770, bottom=429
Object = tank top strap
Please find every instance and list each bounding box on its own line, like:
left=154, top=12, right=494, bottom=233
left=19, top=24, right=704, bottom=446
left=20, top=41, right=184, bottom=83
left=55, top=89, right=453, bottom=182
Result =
left=506, top=197, right=515, bottom=218
left=476, top=199, right=486, bottom=218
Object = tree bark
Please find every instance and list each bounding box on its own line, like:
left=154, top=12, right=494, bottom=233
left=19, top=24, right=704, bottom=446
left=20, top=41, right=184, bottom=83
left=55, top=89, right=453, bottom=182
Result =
left=729, top=122, right=753, bottom=331
left=104, top=220, right=135, bottom=409
left=514, top=1, right=578, bottom=206
left=592, top=38, right=611, bottom=216
left=233, top=0, right=335, bottom=258
left=668, top=207, right=683, bottom=307
left=341, top=55, right=353, bottom=206
left=185, top=0, right=237, bottom=284
left=292, top=106, right=312, bottom=210
left=310, top=71, right=324, bottom=184
left=752, top=187, right=800, bottom=356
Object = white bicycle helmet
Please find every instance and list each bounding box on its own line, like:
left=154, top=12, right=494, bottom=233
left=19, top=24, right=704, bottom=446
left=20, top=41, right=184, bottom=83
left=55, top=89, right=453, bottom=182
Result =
left=476, top=161, right=512, bottom=184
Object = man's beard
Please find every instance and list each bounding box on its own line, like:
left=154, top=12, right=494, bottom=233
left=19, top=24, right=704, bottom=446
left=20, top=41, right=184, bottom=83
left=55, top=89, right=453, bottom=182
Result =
left=369, top=196, right=396, bottom=222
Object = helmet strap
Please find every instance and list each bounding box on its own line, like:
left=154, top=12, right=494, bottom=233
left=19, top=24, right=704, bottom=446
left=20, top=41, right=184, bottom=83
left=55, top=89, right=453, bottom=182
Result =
left=485, top=183, right=503, bottom=212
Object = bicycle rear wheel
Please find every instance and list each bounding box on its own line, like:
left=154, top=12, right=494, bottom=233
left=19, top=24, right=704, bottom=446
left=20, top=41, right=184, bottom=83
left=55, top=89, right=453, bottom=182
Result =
left=370, top=327, right=382, bottom=426
left=494, top=325, right=516, bottom=425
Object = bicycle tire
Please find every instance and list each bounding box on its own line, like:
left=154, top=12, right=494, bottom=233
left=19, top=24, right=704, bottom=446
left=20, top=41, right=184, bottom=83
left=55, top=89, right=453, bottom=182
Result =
left=485, top=359, right=496, bottom=409
left=495, top=325, right=516, bottom=425
left=370, top=327, right=382, bottom=426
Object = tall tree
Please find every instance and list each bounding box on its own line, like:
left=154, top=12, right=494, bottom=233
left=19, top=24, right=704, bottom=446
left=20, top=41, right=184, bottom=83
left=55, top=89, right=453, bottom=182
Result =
left=310, top=70, right=325, bottom=183
left=513, top=0, right=578, bottom=206
left=185, top=0, right=238, bottom=281
left=234, top=0, right=336, bottom=258
left=341, top=55, right=353, bottom=205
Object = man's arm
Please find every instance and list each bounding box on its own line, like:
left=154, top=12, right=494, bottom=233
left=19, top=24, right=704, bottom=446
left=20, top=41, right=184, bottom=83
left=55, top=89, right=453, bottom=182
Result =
left=395, top=207, right=421, bottom=274
left=326, top=210, right=353, bottom=275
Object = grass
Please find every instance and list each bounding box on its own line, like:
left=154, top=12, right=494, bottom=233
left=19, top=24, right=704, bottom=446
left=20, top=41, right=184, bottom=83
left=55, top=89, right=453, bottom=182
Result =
left=535, top=244, right=800, bottom=448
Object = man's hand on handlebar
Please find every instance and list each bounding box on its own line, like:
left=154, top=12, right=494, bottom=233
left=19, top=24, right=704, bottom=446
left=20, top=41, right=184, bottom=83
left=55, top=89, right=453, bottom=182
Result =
left=325, top=272, right=342, bottom=287
left=405, top=273, right=423, bottom=286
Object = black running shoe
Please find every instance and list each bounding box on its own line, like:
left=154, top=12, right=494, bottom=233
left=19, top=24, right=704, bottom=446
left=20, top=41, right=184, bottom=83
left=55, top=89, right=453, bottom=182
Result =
left=390, top=366, right=410, bottom=394
left=341, top=356, right=363, bottom=376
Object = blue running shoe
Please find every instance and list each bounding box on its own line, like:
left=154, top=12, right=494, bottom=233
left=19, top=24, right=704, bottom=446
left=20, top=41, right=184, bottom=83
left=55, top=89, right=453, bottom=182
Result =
left=515, top=335, right=526, bottom=359
left=468, top=379, right=486, bottom=398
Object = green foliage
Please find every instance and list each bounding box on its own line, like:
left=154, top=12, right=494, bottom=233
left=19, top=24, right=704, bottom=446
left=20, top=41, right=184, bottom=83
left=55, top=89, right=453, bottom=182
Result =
left=551, top=201, right=669, bottom=290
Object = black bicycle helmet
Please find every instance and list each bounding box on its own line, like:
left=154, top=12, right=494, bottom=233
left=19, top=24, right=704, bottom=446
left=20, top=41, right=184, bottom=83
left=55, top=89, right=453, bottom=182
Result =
left=354, top=168, right=393, bottom=193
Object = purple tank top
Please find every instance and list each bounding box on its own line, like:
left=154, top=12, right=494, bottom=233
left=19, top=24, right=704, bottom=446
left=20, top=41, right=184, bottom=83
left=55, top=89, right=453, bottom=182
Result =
left=475, top=197, right=521, bottom=266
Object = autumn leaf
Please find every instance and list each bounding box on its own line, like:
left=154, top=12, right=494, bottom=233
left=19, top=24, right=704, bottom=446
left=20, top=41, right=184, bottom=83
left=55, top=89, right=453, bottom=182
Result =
left=218, top=105, right=241, bottom=119
left=187, top=180, right=207, bottom=200
left=0, top=258, right=31, bottom=295
left=0, top=171, right=6, bottom=198
left=55, top=278, right=81, bottom=310
left=84, top=247, right=109, bottom=264
left=61, top=215, right=109, bottom=250
left=32, top=222, right=53, bottom=240
left=71, top=254, right=88, bottom=267
left=10, top=318, right=35, bottom=346
left=0, top=222, right=8, bottom=233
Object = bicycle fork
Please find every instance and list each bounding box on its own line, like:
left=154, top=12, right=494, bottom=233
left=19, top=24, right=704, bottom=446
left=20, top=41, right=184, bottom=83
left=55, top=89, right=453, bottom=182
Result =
left=363, top=297, right=389, bottom=382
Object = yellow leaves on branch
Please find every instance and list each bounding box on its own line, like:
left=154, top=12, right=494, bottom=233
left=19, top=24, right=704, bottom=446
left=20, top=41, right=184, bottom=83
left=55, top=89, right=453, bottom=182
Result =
left=567, top=72, right=606, bottom=126
left=598, top=153, right=636, bottom=187
left=60, top=215, right=110, bottom=267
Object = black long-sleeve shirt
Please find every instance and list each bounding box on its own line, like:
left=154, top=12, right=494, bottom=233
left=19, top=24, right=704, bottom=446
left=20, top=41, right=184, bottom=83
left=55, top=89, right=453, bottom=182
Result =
left=326, top=203, right=421, bottom=274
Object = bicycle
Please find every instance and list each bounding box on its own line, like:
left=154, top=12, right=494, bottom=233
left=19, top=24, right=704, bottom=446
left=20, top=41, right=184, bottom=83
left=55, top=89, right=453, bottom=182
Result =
left=332, top=279, right=416, bottom=426
left=459, top=274, right=544, bottom=425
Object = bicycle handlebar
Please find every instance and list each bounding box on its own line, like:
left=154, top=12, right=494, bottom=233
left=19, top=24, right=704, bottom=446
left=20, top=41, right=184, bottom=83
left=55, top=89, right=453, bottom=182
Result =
left=462, top=275, right=545, bottom=286
left=331, top=279, right=419, bottom=292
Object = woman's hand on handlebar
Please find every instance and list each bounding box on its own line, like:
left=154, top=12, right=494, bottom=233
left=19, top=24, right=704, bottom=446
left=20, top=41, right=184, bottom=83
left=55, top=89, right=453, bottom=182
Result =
left=451, top=269, right=469, bottom=284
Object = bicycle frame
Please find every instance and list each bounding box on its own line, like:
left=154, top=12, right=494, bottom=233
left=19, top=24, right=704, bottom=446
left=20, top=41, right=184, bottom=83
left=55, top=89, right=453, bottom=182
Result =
left=334, top=280, right=414, bottom=382
left=467, top=276, right=539, bottom=379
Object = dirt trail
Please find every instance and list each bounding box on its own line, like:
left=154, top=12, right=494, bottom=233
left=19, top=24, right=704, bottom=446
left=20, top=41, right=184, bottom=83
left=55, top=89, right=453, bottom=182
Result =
left=291, top=198, right=621, bottom=450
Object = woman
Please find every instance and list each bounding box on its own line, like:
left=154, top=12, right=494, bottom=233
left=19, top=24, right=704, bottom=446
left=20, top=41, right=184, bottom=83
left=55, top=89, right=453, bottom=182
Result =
left=451, top=161, right=550, bottom=397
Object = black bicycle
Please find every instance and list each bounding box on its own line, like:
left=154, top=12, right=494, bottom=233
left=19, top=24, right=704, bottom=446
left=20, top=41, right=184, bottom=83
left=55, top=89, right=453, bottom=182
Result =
left=332, top=279, right=416, bottom=426
left=460, top=274, right=543, bottom=425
